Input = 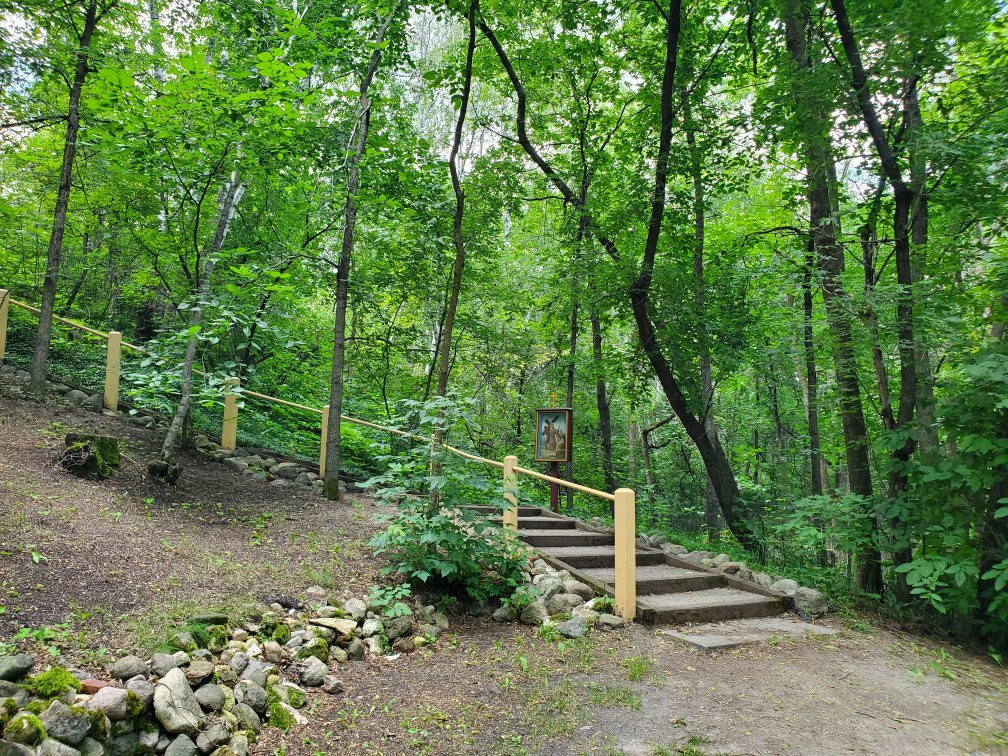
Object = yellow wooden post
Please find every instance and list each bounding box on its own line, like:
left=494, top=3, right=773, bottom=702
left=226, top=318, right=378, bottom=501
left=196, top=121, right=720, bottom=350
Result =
left=613, top=487, right=637, bottom=621
left=103, top=331, right=122, bottom=411
left=0, top=290, right=8, bottom=363
left=319, top=404, right=330, bottom=477
left=221, top=376, right=240, bottom=450
left=502, top=454, right=519, bottom=530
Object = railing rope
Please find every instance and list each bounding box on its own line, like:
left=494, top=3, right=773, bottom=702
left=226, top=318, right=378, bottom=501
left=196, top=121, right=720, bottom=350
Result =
left=1, top=292, right=638, bottom=620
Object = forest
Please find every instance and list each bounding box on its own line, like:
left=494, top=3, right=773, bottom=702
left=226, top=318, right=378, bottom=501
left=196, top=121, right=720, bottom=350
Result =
left=1, top=0, right=1006, bottom=649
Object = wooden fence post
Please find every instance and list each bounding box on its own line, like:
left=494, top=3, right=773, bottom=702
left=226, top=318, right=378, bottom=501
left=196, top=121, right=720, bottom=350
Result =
left=103, top=331, right=121, bottom=411
left=221, top=376, right=240, bottom=450
left=613, top=487, right=637, bottom=621
left=0, top=290, right=8, bottom=363
left=320, top=404, right=330, bottom=477
left=503, top=455, right=519, bottom=530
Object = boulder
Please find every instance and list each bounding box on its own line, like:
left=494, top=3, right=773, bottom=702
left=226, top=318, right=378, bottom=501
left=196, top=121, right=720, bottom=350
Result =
left=164, top=735, right=198, bottom=756
left=194, top=684, right=225, bottom=713
left=718, top=561, right=744, bottom=575
left=345, top=639, right=364, bottom=661
left=770, top=578, right=799, bottom=597
left=0, top=655, right=33, bottom=682
left=84, top=687, right=137, bottom=721
left=195, top=721, right=230, bottom=755
left=519, top=601, right=548, bottom=626
left=545, top=593, right=583, bottom=616
left=270, top=462, right=302, bottom=481
left=230, top=705, right=259, bottom=735
left=38, top=739, right=80, bottom=756
left=794, top=586, right=828, bottom=615
left=40, top=702, right=90, bottom=746
left=4, top=713, right=46, bottom=747
left=682, top=550, right=712, bottom=565
left=597, top=613, right=625, bottom=630
left=343, top=599, right=367, bottom=621
left=126, top=678, right=154, bottom=712
left=753, top=572, right=774, bottom=587
left=384, top=616, right=412, bottom=641
left=308, top=618, right=357, bottom=639
left=184, top=660, right=214, bottom=687
left=151, top=654, right=178, bottom=678
left=360, top=618, right=383, bottom=637
left=535, top=578, right=564, bottom=601
left=0, top=680, right=29, bottom=708
left=562, top=580, right=595, bottom=601
left=153, top=669, right=204, bottom=736
left=299, top=658, right=327, bottom=688
left=111, top=656, right=149, bottom=682
left=0, top=740, right=35, bottom=756
left=232, top=682, right=266, bottom=718
left=322, top=675, right=343, bottom=695
left=492, top=605, right=517, bottom=623
left=555, top=617, right=588, bottom=639
left=78, top=738, right=104, bottom=756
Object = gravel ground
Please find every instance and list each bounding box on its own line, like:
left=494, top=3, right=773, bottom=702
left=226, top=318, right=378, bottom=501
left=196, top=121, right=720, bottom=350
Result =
left=1, top=386, right=1007, bottom=756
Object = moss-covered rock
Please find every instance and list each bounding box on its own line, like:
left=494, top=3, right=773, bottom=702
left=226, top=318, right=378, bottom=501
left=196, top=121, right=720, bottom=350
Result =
left=267, top=701, right=295, bottom=732
left=4, top=712, right=46, bottom=746
left=29, top=668, right=81, bottom=700
left=60, top=434, right=120, bottom=480
left=270, top=625, right=290, bottom=644
left=207, top=626, right=229, bottom=654
left=293, top=639, right=328, bottom=663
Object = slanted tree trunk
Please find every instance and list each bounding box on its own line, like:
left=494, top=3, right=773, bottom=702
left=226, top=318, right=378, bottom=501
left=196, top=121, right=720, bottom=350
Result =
left=323, top=1, right=402, bottom=500
left=783, top=0, right=882, bottom=592
left=160, top=173, right=245, bottom=460
left=30, top=0, right=100, bottom=394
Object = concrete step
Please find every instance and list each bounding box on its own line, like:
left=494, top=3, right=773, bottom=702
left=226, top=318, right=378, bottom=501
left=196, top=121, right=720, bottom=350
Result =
left=636, top=587, right=790, bottom=625
left=518, top=529, right=614, bottom=548
left=579, top=564, right=725, bottom=595
left=539, top=545, right=667, bottom=569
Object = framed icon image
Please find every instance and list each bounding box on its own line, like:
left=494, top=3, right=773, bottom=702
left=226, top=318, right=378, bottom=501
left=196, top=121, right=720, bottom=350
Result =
left=535, top=408, right=572, bottom=463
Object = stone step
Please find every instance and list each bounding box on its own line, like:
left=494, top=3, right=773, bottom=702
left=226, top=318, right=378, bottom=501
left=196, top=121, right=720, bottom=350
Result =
left=539, top=545, right=667, bottom=569
left=636, top=588, right=790, bottom=625
left=518, top=529, right=614, bottom=548
left=579, top=565, right=725, bottom=595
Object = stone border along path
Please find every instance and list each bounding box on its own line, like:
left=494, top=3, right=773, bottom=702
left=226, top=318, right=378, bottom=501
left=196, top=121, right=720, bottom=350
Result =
left=471, top=505, right=831, bottom=628
left=0, top=588, right=457, bottom=756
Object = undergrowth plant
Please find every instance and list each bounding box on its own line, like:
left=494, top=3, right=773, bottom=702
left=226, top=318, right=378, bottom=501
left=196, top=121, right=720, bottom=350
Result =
left=367, top=395, right=530, bottom=605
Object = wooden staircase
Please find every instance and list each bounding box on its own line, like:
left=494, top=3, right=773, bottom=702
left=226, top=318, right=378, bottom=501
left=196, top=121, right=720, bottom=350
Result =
left=470, top=505, right=790, bottom=625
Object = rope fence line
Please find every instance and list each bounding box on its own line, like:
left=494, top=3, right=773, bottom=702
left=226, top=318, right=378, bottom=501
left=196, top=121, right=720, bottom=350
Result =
left=0, top=289, right=639, bottom=619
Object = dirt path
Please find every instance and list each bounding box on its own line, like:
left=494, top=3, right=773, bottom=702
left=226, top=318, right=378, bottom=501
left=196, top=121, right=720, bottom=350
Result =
left=1, top=389, right=1006, bottom=755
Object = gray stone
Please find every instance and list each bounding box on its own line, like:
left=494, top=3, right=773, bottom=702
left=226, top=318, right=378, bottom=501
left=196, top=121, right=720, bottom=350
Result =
left=597, top=613, right=625, bottom=630
left=519, top=601, right=547, bottom=626
left=794, top=586, right=828, bottom=615
left=195, top=721, right=230, bottom=755
left=127, top=679, right=154, bottom=712
left=171, top=632, right=198, bottom=654
left=66, top=389, right=89, bottom=405
left=109, top=719, right=134, bottom=737
left=184, top=660, right=214, bottom=687
left=555, top=617, right=588, bottom=639
left=238, top=660, right=273, bottom=689
left=228, top=734, right=248, bottom=756
left=112, top=656, right=149, bottom=681
left=153, top=669, right=204, bottom=736
left=384, top=615, right=412, bottom=641
left=227, top=654, right=247, bottom=677
left=0, top=739, right=35, bottom=756
left=230, top=704, right=260, bottom=735
left=304, top=586, right=327, bottom=607
left=770, top=578, right=799, bottom=597
left=562, top=580, right=595, bottom=601
left=232, top=681, right=266, bottom=717
left=546, top=592, right=584, bottom=616
left=194, top=684, right=225, bottom=713
left=84, top=686, right=133, bottom=721
left=107, top=733, right=140, bottom=756
left=39, top=739, right=81, bottom=756
left=0, top=655, right=33, bottom=682
left=223, top=458, right=248, bottom=474
left=343, top=598, right=367, bottom=621
left=155, top=735, right=170, bottom=754
left=137, top=727, right=159, bottom=753
left=270, top=462, right=302, bottom=480
left=79, top=738, right=104, bottom=756
left=299, top=657, right=327, bottom=688
left=535, top=578, right=564, bottom=601
left=753, top=571, right=773, bottom=587
left=344, top=639, right=364, bottom=661
left=41, top=701, right=91, bottom=746
left=718, top=561, right=744, bottom=575
left=322, top=675, right=343, bottom=695
left=262, top=642, right=284, bottom=664
left=0, top=680, right=29, bottom=708
left=151, top=654, right=177, bottom=679
left=492, top=605, right=517, bottom=623
left=309, top=617, right=356, bottom=639
left=360, top=617, right=383, bottom=637
left=212, top=666, right=236, bottom=688
left=294, top=472, right=316, bottom=486
left=712, top=553, right=730, bottom=566
left=164, top=735, right=198, bottom=756
left=682, top=550, right=712, bottom=565
left=737, top=566, right=753, bottom=582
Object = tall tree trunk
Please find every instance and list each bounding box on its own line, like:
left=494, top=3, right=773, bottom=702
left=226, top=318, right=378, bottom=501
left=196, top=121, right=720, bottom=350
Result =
left=161, top=174, right=245, bottom=460
left=565, top=261, right=578, bottom=511
left=323, top=2, right=402, bottom=500
left=684, top=95, right=721, bottom=542
left=784, top=0, right=882, bottom=592
left=589, top=278, right=616, bottom=497
left=30, top=0, right=99, bottom=394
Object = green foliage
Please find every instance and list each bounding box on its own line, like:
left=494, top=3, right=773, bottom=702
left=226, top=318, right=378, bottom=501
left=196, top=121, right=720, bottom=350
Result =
left=367, top=396, right=531, bottom=604
left=366, top=583, right=413, bottom=619
left=28, top=666, right=81, bottom=699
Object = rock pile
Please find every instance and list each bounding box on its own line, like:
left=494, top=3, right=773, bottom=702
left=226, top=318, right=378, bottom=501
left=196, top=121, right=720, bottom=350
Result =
left=190, top=437, right=331, bottom=494
left=634, top=532, right=830, bottom=616
left=491, top=559, right=625, bottom=639
left=0, top=590, right=450, bottom=756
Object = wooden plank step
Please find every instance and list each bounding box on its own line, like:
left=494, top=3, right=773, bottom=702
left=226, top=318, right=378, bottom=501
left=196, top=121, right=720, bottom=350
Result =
left=579, top=565, right=725, bottom=595
left=637, top=588, right=790, bottom=625
left=485, top=516, right=578, bottom=530
left=464, top=505, right=542, bottom=517
left=518, top=529, right=614, bottom=547
left=539, top=545, right=667, bottom=569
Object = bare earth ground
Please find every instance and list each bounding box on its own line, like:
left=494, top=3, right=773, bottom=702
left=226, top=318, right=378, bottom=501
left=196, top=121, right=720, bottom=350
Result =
left=1, top=386, right=1007, bottom=756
